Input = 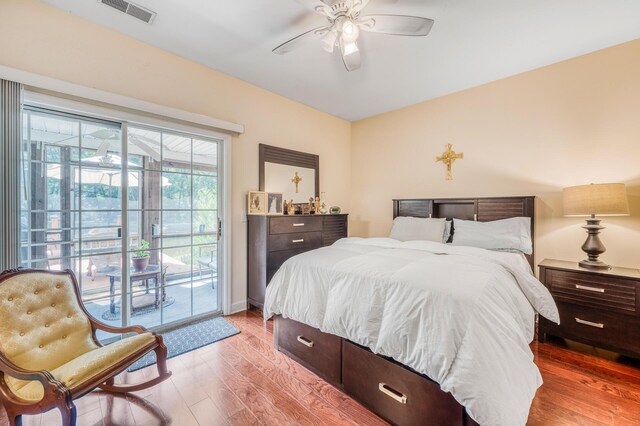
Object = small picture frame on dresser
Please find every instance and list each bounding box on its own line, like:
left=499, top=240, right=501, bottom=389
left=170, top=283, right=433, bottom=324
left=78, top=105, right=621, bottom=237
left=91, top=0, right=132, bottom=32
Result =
left=248, top=191, right=266, bottom=215
left=266, top=192, right=283, bottom=215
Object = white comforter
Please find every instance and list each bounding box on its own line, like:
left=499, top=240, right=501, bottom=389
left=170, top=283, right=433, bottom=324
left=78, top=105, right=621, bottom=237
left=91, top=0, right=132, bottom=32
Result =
left=263, top=237, right=559, bottom=426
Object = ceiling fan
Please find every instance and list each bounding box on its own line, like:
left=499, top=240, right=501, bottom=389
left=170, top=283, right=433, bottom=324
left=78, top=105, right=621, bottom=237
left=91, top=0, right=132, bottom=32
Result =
left=273, top=0, right=434, bottom=72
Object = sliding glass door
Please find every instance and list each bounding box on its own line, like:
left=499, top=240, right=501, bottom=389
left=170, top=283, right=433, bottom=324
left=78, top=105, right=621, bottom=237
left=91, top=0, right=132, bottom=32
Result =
left=125, top=125, right=220, bottom=328
left=21, top=107, right=222, bottom=333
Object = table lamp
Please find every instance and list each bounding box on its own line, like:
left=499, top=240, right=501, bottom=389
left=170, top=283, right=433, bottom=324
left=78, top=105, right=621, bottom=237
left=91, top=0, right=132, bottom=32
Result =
left=563, top=183, right=629, bottom=269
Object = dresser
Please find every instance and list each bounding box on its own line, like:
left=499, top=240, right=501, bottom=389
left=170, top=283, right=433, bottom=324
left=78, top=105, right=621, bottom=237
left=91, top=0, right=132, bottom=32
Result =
left=538, top=259, right=640, bottom=358
left=247, top=214, right=348, bottom=310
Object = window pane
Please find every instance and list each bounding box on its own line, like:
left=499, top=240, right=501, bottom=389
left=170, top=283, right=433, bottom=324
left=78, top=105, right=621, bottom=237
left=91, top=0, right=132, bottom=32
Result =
left=193, top=244, right=217, bottom=316
left=127, top=169, right=161, bottom=210
left=162, top=284, right=192, bottom=324
left=127, top=211, right=160, bottom=252
left=81, top=254, right=123, bottom=295
left=192, top=175, right=217, bottom=210
left=81, top=122, right=121, bottom=159
left=161, top=211, right=191, bottom=247
left=129, top=287, right=161, bottom=329
left=28, top=112, right=80, bottom=163
left=128, top=127, right=161, bottom=168
left=78, top=167, right=122, bottom=211
left=162, top=134, right=191, bottom=173
left=126, top=253, right=165, bottom=330
left=162, top=173, right=191, bottom=209
left=192, top=139, right=217, bottom=176
left=85, top=296, right=122, bottom=341
left=81, top=211, right=121, bottom=238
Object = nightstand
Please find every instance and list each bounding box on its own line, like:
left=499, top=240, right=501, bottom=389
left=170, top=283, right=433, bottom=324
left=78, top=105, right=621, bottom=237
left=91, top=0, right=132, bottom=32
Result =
left=538, top=259, right=640, bottom=359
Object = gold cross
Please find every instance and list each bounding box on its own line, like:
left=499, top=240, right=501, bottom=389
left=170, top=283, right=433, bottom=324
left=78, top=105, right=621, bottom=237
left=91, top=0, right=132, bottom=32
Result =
left=436, top=144, right=464, bottom=180
left=291, top=172, right=302, bottom=193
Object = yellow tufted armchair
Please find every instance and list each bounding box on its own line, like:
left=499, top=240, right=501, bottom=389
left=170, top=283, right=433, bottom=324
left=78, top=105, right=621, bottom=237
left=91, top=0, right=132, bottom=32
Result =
left=0, top=269, right=172, bottom=426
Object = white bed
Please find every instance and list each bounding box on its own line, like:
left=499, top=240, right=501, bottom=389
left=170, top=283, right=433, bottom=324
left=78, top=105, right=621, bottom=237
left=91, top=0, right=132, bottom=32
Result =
left=264, top=237, right=559, bottom=426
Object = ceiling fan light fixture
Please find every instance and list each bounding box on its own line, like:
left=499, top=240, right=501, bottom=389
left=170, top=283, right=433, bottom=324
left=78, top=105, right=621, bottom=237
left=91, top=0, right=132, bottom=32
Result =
left=321, top=29, right=338, bottom=52
left=341, top=19, right=359, bottom=43
left=341, top=39, right=359, bottom=57
left=274, top=0, right=434, bottom=72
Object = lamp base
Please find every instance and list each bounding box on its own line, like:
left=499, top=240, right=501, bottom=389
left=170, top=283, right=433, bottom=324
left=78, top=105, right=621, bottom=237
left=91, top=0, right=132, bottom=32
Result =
left=578, top=259, right=610, bottom=270
left=579, top=215, right=609, bottom=270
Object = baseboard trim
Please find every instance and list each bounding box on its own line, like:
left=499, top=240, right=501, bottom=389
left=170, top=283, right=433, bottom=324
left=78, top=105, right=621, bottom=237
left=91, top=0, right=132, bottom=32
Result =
left=230, top=300, right=247, bottom=314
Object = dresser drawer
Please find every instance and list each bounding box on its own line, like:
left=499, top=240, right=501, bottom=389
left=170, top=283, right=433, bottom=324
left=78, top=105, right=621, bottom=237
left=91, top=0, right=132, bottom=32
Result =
left=543, top=302, right=640, bottom=355
left=275, top=317, right=342, bottom=385
left=269, top=231, right=322, bottom=252
left=269, top=216, right=323, bottom=234
left=343, top=341, right=462, bottom=426
left=547, top=269, right=637, bottom=314
left=268, top=248, right=314, bottom=271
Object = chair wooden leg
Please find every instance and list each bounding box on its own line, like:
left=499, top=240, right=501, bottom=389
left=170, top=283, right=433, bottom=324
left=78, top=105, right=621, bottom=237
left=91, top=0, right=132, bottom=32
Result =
left=7, top=412, right=22, bottom=426
left=155, top=340, right=169, bottom=376
left=59, top=402, right=77, bottom=426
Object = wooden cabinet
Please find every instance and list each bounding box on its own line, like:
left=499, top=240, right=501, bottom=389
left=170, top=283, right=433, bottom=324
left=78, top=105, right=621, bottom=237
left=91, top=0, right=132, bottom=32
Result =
left=247, top=214, right=348, bottom=310
left=538, top=259, right=640, bottom=358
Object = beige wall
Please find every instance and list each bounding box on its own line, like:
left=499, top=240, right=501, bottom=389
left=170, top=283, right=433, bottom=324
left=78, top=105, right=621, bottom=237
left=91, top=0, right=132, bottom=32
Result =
left=2, top=0, right=639, bottom=307
left=0, top=0, right=351, bottom=310
left=351, top=39, right=640, bottom=269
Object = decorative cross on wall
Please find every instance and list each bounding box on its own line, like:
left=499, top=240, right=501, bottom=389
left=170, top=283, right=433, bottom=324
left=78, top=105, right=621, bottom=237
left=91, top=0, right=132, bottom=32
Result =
left=436, top=144, right=464, bottom=180
left=291, top=172, right=302, bottom=193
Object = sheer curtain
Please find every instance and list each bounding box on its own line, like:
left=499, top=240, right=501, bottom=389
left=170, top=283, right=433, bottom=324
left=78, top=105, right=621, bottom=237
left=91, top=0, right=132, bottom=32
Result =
left=0, top=79, right=23, bottom=271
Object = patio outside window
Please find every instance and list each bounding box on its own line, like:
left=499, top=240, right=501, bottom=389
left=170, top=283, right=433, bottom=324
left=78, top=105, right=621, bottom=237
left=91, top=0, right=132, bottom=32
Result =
left=20, top=107, right=222, bottom=337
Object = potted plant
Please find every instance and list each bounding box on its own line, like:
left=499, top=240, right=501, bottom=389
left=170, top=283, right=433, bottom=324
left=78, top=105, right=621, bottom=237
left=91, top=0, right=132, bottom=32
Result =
left=132, top=239, right=151, bottom=272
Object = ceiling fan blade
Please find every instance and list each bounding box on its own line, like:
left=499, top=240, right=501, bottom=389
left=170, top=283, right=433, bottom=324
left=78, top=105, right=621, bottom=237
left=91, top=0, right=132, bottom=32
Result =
left=295, top=0, right=335, bottom=18
left=359, top=15, right=434, bottom=36
left=273, top=26, right=330, bottom=55
left=129, top=135, right=161, bottom=162
left=341, top=41, right=361, bottom=72
left=96, top=140, right=110, bottom=157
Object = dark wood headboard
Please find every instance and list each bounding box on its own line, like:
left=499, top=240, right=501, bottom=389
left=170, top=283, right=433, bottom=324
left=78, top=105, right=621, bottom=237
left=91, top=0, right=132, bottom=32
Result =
left=392, top=196, right=535, bottom=269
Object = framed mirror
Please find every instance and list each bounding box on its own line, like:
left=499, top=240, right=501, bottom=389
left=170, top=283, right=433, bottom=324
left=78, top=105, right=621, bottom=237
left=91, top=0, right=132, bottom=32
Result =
left=259, top=144, right=319, bottom=204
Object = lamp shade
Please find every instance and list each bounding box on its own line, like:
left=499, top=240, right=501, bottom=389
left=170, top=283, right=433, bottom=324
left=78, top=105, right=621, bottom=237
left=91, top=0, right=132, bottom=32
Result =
left=563, top=183, right=629, bottom=217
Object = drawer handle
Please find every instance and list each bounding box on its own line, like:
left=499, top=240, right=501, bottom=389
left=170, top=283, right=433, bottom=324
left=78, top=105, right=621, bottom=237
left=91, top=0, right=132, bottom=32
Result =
left=378, top=383, right=407, bottom=404
left=292, top=239, right=304, bottom=243
left=575, top=284, right=605, bottom=293
left=293, top=223, right=305, bottom=227
left=575, top=317, right=604, bottom=329
left=296, top=335, right=314, bottom=348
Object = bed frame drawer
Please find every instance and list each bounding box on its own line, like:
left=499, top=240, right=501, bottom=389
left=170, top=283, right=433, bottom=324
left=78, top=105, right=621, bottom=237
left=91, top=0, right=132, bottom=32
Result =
left=275, top=317, right=342, bottom=385
left=343, top=341, right=463, bottom=426
left=269, top=216, right=323, bottom=234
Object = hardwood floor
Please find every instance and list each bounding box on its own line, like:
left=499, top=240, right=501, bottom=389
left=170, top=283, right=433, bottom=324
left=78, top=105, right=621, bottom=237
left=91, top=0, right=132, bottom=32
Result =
left=2, top=310, right=640, bottom=425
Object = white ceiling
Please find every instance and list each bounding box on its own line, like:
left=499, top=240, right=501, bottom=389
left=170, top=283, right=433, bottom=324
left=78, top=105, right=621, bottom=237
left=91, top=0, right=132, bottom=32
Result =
left=40, top=0, right=640, bottom=121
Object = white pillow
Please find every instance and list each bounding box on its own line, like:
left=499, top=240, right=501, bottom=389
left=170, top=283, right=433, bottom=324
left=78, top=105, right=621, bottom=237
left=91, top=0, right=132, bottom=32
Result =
left=451, top=217, right=532, bottom=254
left=389, top=217, right=447, bottom=242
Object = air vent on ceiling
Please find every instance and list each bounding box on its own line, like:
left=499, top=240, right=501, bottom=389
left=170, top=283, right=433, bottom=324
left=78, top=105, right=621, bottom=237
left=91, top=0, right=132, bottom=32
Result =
left=99, top=0, right=156, bottom=24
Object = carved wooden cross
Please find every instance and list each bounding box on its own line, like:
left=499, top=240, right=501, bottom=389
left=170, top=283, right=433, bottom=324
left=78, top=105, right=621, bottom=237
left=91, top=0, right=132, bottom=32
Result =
left=436, top=144, right=464, bottom=180
left=291, top=172, right=302, bottom=193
